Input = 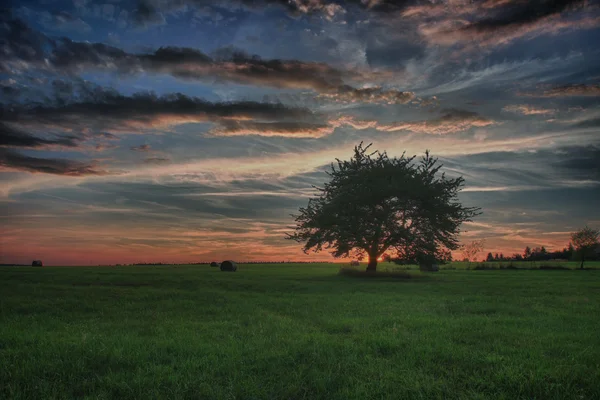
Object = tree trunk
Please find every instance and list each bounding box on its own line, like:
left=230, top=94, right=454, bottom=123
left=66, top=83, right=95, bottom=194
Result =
left=366, top=258, right=377, bottom=272
left=580, top=254, right=585, bottom=269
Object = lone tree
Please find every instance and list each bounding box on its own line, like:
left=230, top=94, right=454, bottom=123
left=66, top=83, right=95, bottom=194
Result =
left=286, top=143, right=480, bottom=272
left=571, top=226, right=599, bottom=269
left=461, top=239, right=485, bottom=263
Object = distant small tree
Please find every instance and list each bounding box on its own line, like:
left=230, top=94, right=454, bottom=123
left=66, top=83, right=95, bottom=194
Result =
left=494, top=253, right=499, bottom=261
left=523, top=246, right=532, bottom=260
left=568, top=243, right=575, bottom=260
left=571, top=226, right=600, bottom=269
left=461, top=239, right=485, bottom=263
left=486, top=252, right=494, bottom=262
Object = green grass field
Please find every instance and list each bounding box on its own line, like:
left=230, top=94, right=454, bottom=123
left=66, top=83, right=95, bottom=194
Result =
left=1, top=264, right=599, bottom=399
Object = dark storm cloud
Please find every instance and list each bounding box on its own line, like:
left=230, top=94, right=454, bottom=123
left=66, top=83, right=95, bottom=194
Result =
left=0, top=123, right=82, bottom=149
left=0, top=14, right=413, bottom=104
left=0, top=148, right=108, bottom=176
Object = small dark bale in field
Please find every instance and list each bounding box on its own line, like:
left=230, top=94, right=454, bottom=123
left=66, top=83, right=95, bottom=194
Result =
left=31, top=260, right=43, bottom=267
left=210, top=261, right=219, bottom=267
left=350, top=260, right=360, bottom=267
left=220, top=260, right=237, bottom=272
left=419, top=263, right=439, bottom=272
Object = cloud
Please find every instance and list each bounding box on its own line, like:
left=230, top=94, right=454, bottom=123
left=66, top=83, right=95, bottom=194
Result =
left=537, top=84, right=600, bottom=97
left=573, top=117, right=600, bottom=128
left=207, top=107, right=494, bottom=138
left=210, top=121, right=334, bottom=138
left=319, top=85, right=414, bottom=104
left=129, top=0, right=411, bottom=27
left=502, top=105, right=556, bottom=115
left=0, top=15, right=412, bottom=104
left=39, top=10, right=92, bottom=33
left=131, top=144, right=151, bottom=152
left=0, top=91, right=326, bottom=137
left=132, top=0, right=167, bottom=27
left=378, top=109, right=495, bottom=134
left=405, top=0, right=599, bottom=50
left=0, top=123, right=82, bottom=149
left=0, top=149, right=108, bottom=176
left=333, top=109, right=495, bottom=135
left=144, top=157, right=170, bottom=164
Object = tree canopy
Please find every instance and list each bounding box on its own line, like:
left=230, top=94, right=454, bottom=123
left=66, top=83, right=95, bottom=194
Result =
left=571, top=226, right=600, bottom=269
left=286, top=143, right=481, bottom=271
left=462, top=240, right=485, bottom=263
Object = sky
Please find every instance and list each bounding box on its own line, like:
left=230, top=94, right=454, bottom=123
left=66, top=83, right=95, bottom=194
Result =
left=1, top=0, right=599, bottom=265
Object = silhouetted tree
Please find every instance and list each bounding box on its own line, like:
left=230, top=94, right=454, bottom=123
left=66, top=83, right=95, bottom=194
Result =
left=523, top=246, right=532, bottom=260
left=571, top=226, right=600, bottom=269
left=461, top=240, right=485, bottom=263
left=287, top=143, right=480, bottom=272
left=568, top=243, right=575, bottom=260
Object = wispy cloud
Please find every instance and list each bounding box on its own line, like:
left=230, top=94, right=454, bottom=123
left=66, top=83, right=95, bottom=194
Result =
left=0, top=148, right=109, bottom=176
left=536, top=84, right=600, bottom=98
left=0, top=123, right=83, bottom=149
left=405, top=0, right=599, bottom=50
left=130, top=144, right=151, bottom=152
left=502, top=105, right=556, bottom=115
left=333, top=109, right=495, bottom=135
left=3, top=91, right=320, bottom=135
left=1, top=15, right=412, bottom=105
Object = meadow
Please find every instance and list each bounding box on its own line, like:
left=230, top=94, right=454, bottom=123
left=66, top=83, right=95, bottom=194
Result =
left=1, top=263, right=599, bottom=399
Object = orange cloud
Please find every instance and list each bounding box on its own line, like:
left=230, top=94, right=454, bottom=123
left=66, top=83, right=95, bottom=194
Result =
left=502, top=105, right=556, bottom=115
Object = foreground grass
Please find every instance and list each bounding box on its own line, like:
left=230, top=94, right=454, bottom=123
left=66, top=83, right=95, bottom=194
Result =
left=1, top=264, right=599, bottom=399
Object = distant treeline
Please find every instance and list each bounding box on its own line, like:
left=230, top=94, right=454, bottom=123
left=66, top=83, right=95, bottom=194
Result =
left=483, top=244, right=599, bottom=262
left=114, top=261, right=335, bottom=266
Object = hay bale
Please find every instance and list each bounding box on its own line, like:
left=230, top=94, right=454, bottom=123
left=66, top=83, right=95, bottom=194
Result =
left=220, top=260, right=237, bottom=272
left=419, top=263, right=439, bottom=272
left=210, top=261, right=219, bottom=267
left=32, top=260, right=43, bottom=267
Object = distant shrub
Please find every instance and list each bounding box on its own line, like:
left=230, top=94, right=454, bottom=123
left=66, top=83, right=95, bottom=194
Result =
left=471, top=261, right=572, bottom=271
left=441, top=265, right=456, bottom=270
left=338, top=267, right=413, bottom=279
left=538, top=265, right=570, bottom=270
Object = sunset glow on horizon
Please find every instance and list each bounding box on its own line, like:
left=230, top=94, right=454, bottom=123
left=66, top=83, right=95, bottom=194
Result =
left=1, top=1, right=599, bottom=265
